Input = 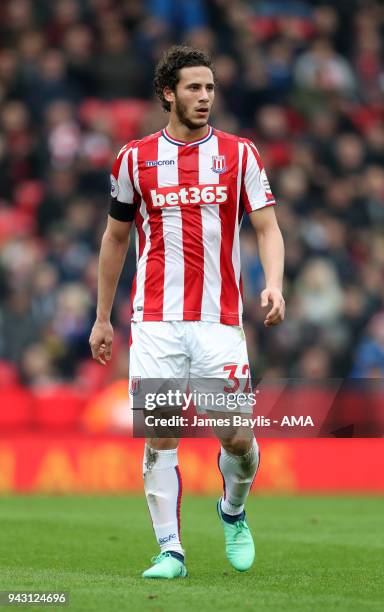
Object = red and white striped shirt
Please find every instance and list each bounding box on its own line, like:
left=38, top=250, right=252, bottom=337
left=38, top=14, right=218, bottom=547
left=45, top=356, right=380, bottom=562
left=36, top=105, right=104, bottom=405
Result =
left=111, top=126, right=275, bottom=326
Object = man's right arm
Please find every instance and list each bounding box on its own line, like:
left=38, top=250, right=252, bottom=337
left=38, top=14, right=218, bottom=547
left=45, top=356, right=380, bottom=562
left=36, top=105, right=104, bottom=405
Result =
left=89, top=215, right=132, bottom=365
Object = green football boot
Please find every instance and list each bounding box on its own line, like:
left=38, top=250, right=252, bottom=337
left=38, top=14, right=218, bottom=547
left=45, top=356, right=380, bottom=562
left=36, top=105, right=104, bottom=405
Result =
left=217, top=499, right=255, bottom=572
left=142, top=551, right=187, bottom=579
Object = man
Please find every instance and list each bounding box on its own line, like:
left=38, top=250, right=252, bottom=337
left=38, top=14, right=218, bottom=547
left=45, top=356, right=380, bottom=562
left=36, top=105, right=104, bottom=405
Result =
left=89, top=45, right=285, bottom=579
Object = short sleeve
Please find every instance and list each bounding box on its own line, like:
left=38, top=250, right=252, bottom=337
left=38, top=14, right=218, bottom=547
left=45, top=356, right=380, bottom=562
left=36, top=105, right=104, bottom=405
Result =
left=110, top=142, right=136, bottom=204
left=241, top=140, right=276, bottom=213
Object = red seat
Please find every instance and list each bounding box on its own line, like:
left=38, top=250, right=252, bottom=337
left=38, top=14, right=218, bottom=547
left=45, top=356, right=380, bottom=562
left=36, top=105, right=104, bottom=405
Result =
left=15, top=180, right=44, bottom=215
left=78, top=98, right=106, bottom=126
left=0, top=208, right=35, bottom=241
left=109, top=99, right=149, bottom=141
left=79, top=98, right=149, bottom=142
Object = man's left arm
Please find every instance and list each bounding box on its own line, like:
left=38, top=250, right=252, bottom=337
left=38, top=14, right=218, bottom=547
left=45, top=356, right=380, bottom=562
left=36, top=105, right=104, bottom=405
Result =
left=248, top=206, right=285, bottom=327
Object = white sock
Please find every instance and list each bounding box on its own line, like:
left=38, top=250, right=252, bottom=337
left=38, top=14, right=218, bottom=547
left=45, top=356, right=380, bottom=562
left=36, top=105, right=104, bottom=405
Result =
left=143, top=444, right=184, bottom=556
left=218, top=438, right=259, bottom=516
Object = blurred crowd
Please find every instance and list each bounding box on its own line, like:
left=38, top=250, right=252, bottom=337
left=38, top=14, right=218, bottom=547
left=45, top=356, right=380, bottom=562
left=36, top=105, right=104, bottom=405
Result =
left=1, top=0, right=384, bottom=395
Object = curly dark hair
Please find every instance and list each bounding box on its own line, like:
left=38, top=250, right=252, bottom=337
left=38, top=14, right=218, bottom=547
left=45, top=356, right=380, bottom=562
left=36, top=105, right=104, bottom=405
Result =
left=154, top=45, right=215, bottom=112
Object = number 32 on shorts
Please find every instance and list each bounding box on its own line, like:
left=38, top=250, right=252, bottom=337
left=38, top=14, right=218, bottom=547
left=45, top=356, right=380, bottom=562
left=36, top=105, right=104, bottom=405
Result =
left=223, top=364, right=251, bottom=393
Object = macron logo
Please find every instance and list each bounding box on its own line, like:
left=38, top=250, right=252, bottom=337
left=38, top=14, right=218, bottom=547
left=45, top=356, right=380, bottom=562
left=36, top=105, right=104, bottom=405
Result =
left=146, top=160, right=175, bottom=167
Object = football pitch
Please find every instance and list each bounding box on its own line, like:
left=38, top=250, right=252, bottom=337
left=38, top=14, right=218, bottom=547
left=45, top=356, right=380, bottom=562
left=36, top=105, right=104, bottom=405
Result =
left=0, top=495, right=383, bottom=612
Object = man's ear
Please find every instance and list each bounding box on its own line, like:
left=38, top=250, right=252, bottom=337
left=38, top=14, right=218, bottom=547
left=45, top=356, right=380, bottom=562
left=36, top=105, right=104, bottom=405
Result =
left=163, top=86, right=175, bottom=104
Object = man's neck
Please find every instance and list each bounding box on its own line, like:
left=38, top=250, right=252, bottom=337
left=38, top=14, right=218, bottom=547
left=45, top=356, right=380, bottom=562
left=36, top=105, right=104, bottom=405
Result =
left=165, top=119, right=209, bottom=143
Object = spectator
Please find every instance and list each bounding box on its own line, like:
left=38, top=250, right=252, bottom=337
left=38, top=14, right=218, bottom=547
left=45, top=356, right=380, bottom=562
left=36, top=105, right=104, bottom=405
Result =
left=0, top=0, right=383, bottom=387
left=95, top=24, right=150, bottom=98
left=351, top=313, right=384, bottom=377
left=294, top=37, right=356, bottom=93
left=292, top=258, right=344, bottom=326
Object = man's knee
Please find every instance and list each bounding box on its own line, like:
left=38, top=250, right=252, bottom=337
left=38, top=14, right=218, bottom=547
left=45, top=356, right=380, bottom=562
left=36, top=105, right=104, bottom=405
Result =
left=146, top=437, right=179, bottom=451
left=220, top=434, right=254, bottom=456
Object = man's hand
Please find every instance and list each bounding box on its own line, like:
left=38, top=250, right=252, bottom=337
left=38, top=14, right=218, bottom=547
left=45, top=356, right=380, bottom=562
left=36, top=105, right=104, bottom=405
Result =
left=260, top=287, right=285, bottom=327
left=89, top=320, right=114, bottom=365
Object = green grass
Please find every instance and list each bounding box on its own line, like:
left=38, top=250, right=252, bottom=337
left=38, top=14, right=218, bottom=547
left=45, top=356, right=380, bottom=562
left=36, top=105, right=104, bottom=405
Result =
left=0, top=495, right=383, bottom=611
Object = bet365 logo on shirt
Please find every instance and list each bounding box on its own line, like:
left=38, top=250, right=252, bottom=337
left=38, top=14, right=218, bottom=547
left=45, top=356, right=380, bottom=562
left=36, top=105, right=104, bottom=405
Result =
left=150, top=185, right=228, bottom=208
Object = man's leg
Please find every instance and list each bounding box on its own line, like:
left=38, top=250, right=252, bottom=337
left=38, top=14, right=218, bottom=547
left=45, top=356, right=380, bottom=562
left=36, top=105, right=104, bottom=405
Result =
left=188, top=321, right=259, bottom=571
left=142, top=436, right=187, bottom=578
left=218, top=433, right=259, bottom=518
left=215, top=427, right=260, bottom=572
left=128, top=321, right=189, bottom=577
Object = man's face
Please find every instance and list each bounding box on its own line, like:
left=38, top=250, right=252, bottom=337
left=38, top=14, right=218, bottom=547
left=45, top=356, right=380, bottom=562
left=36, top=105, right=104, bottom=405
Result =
left=165, top=66, right=215, bottom=130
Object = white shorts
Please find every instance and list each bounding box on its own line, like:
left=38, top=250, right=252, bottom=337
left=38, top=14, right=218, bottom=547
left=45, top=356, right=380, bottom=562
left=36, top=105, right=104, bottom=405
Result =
left=129, top=321, right=252, bottom=413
